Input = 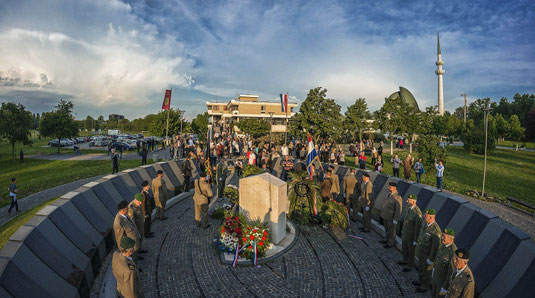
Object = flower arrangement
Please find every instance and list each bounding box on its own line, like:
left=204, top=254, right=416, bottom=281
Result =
left=240, top=224, right=271, bottom=259
left=223, top=184, right=239, bottom=205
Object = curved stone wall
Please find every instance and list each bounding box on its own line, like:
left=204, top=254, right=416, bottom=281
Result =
left=0, top=159, right=533, bottom=297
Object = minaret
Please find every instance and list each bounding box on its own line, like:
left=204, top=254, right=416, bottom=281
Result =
left=435, top=32, right=445, bottom=116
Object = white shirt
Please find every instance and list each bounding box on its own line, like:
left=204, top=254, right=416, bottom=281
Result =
left=427, top=221, right=435, bottom=227
left=455, top=265, right=467, bottom=277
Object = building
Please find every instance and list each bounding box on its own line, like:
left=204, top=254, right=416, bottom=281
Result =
left=206, top=94, right=298, bottom=133
left=388, top=86, right=419, bottom=112
left=108, top=114, right=125, bottom=121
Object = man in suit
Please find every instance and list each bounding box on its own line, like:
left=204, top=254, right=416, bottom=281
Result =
left=400, top=194, right=422, bottom=272
left=445, top=248, right=475, bottom=298
left=413, top=209, right=442, bottom=292
left=379, top=182, right=402, bottom=248
left=430, top=228, right=457, bottom=296
left=359, top=173, right=374, bottom=233
left=152, top=170, right=169, bottom=220
left=114, top=200, right=141, bottom=261
left=329, top=165, right=341, bottom=202
left=128, top=193, right=147, bottom=254
left=216, top=157, right=228, bottom=199
left=193, top=172, right=213, bottom=229
left=112, top=237, right=144, bottom=298
left=141, top=181, right=154, bottom=238
left=343, top=168, right=358, bottom=220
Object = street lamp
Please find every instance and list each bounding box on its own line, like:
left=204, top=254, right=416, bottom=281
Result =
left=268, top=112, right=275, bottom=144
left=178, top=109, right=185, bottom=134
left=482, top=104, right=492, bottom=198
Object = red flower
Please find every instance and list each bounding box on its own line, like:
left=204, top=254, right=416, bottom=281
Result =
left=259, top=241, right=264, bottom=246
left=250, top=235, right=254, bottom=240
left=235, top=228, right=241, bottom=233
left=253, top=229, right=257, bottom=233
left=263, top=231, right=268, bottom=236
left=226, top=217, right=230, bottom=220
left=262, top=236, right=266, bottom=241
left=221, top=227, right=225, bottom=233
left=242, top=237, right=247, bottom=242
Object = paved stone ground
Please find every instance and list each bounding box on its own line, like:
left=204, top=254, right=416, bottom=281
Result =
left=27, top=148, right=170, bottom=161
left=136, top=195, right=427, bottom=297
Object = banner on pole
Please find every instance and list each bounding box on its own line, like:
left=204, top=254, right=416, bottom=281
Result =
left=162, top=89, right=172, bottom=110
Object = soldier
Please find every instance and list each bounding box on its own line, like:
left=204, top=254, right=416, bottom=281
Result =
left=445, top=248, right=475, bottom=298
left=193, top=172, right=213, bottom=229
left=215, top=157, right=228, bottom=199
left=182, top=154, right=193, bottom=192
left=379, top=182, right=402, bottom=248
left=128, top=193, right=148, bottom=254
left=400, top=194, right=422, bottom=272
left=329, top=165, right=341, bottom=202
left=320, top=170, right=333, bottom=202
left=343, top=168, right=358, bottom=220
left=431, top=228, right=457, bottom=297
left=114, top=200, right=141, bottom=261
left=112, top=236, right=145, bottom=298
left=152, top=170, right=169, bottom=220
left=413, top=209, right=442, bottom=292
left=358, top=173, right=373, bottom=233
left=141, top=181, right=154, bottom=238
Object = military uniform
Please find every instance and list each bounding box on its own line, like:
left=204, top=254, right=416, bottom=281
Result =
left=360, top=180, right=374, bottom=231
left=193, top=178, right=213, bottom=228
left=152, top=176, right=169, bottom=219
left=380, top=191, right=402, bottom=246
left=320, top=177, right=333, bottom=202
left=447, top=265, right=475, bottom=298
left=330, top=171, right=340, bottom=202
left=113, top=213, right=140, bottom=254
left=432, top=242, right=457, bottom=297
left=127, top=200, right=145, bottom=243
left=343, top=174, right=358, bottom=220
left=401, top=204, right=422, bottom=269
left=112, top=251, right=145, bottom=298
left=141, top=189, right=152, bottom=237
left=415, top=220, right=442, bottom=288
left=216, top=162, right=228, bottom=198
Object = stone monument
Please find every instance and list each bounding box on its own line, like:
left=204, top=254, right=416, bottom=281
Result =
left=239, top=173, right=288, bottom=244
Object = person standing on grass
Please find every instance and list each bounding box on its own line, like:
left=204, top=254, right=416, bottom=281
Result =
left=19, top=149, right=24, bottom=164
left=414, top=158, right=424, bottom=183
left=112, top=149, right=120, bottom=174
left=435, top=159, right=445, bottom=191
left=374, top=155, right=383, bottom=173
left=140, top=145, right=148, bottom=166
left=403, top=154, right=414, bottom=181
left=391, top=154, right=401, bottom=177
left=8, top=177, right=19, bottom=216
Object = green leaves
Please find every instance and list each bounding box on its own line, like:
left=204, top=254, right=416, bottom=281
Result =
left=236, top=118, right=270, bottom=138
left=344, top=98, right=370, bottom=143
left=294, top=87, right=342, bottom=141
left=0, top=102, right=33, bottom=160
left=148, top=108, right=183, bottom=137
left=191, top=112, right=209, bottom=141
left=39, top=100, right=79, bottom=152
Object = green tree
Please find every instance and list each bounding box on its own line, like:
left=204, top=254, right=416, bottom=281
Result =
left=344, top=98, right=370, bottom=144
left=149, top=108, right=183, bottom=137
left=0, top=102, right=34, bottom=160
left=39, top=100, right=79, bottom=153
left=236, top=118, right=271, bottom=138
left=494, top=113, right=509, bottom=142
left=508, top=114, right=524, bottom=151
left=85, top=115, right=95, bottom=131
left=415, top=134, right=446, bottom=167
left=294, top=87, right=343, bottom=141
left=97, top=115, right=105, bottom=131
left=525, top=107, right=535, bottom=142
left=374, top=96, right=406, bottom=155
left=191, top=112, right=209, bottom=141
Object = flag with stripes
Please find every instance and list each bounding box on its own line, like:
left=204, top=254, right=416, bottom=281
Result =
left=280, top=93, right=288, bottom=113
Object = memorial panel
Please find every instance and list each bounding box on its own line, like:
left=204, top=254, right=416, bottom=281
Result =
left=435, top=195, right=467, bottom=229
left=455, top=209, right=497, bottom=250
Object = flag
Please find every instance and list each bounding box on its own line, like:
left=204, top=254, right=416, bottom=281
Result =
left=280, top=93, right=288, bottom=113
left=232, top=243, right=240, bottom=267
left=162, top=89, right=172, bottom=110
left=306, top=134, right=317, bottom=178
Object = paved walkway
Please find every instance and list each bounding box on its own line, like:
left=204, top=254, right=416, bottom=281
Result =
left=27, top=148, right=172, bottom=161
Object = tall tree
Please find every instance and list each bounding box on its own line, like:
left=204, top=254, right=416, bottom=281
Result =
left=494, top=113, right=509, bottom=142
left=236, top=118, right=271, bottom=138
left=149, top=108, right=183, bottom=137
left=191, top=112, right=209, bottom=141
left=374, top=96, right=406, bottom=155
left=39, top=100, right=79, bottom=153
left=508, top=114, right=524, bottom=151
left=344, top=98, right=370, bottom=145
left=294, top=87, right=343, bottom=141
left=0, top=102, right=34, bottom=160
left=85, top=115, right=95, bottom=131
left=525, top=107, right=535, bottom=142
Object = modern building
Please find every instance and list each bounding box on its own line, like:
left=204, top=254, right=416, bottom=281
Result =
left=388, top=86, right=420, bottom=111
left=206, top=94, right=298, bottom=133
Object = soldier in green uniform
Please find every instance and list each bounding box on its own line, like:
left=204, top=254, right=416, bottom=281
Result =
left=446, top=248, right=475, bottom=298
left=128, top=193, right=147, bottom=254
left=431, top=228, right=457, bottom=297
left=413, top=209, right=441, bottom=292
left=114, top=200, right=141, bottom=261
left=141, top=181, right=154, bottom=238
left=215, top=157, right=228, bottom=199
left=358, top=173, right=373, bottom=233
left=379, top=182, right=402, bottom=248
left=112, top=236, right=145, bottom=298
left=399, top=194, right=422, bottom=272
left=343, top=168, right=358, bottom=220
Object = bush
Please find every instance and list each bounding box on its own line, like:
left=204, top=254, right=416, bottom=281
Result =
left=416, top=134, right=447, bottom=167
left=463, top=126, right=496, bottom=154
left=242, top=164, right=263, bottom=178
left=223, top=185, right=239, bottom=205
left=319, top=200, right=349, bottom=230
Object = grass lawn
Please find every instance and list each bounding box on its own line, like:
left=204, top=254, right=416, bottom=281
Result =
left=345, top=146, right=535, bottom=204
left=497, top=140, right=535, bottom=150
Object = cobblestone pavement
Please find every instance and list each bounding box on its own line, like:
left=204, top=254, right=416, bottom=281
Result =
left=138, top=196, right=427, bottom=297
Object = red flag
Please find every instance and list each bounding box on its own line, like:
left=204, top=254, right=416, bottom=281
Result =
left=162, top=89, right=172, bottom=110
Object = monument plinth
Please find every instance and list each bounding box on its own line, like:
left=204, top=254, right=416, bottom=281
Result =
left=239, top=173, right=288, bottom=244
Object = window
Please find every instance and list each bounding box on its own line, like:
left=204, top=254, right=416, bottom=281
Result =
left=213, top=106, right=219, bottom=111
left=261, top=106, right=266, bottom=113
left=207, top=105, right=212, bottom=110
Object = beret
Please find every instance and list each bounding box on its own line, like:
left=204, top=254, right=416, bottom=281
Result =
left=117, top=200, right=128, bottom=210
left=135, top=193, right=144, bottom=202
left=200, top=172, right=207, bottom=178
left=425, top=209, right=436, bottom=215
left=157, top=170, right=163, bottom=174
left=444, top=228, right=455, bottom=237
left=120, top=237, right=135, bottom=249
left=389, top=182, right=397, bottom=187
left=455, top=248, right=470, bottom=260
left=141, top=180, right=149, bottom=187
left=408, top=194, right=417, bottom=200
left=363, top=173, right=370, bottom=178
left=329, top=165, right=335, bottom=169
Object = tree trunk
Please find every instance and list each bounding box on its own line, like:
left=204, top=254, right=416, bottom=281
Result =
left=11, top=142, right=15, bottom=161
left=390, top=135, right=394, bottom=155
left=516, top=143, right=518, bottom=151
left=58, top=137, right=61, bottom=153
left=358, top=131, right=362, bottom=150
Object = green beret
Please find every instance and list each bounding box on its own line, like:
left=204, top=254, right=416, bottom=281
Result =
left=425, top=209, right=436, bottom=215
left=444, top=228, right=455, bottom=237
left=135, top=193, right=144, bottom=202
left=408, top=194, right=417, bottom=200
left=120, top=236, right=135, bottom=249
left=455, top=248, right=470, bottom=260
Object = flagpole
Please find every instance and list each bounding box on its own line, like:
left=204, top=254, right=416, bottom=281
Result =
left=285, top=92, right=288, bottom=145
left=166, top=88, right=171, bottom=147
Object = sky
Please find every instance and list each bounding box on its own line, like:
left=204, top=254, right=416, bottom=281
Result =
left=0, top=0, right=534, bottom=120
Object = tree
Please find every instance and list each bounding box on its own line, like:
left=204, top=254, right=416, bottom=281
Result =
left=462, top=115, right=496, bottom=154
left=294, top=87, right=343, bottom=141
left=344, top=98, right=370, bottom=145
left=0, top=102, right=33, bottom=160
left=374, top=96, right=406, bottom=155
left=39, top=100, right=79, bottom=153
left=149, top=108, right=183, bottom=137
left=236, top=118, right=271, bottom=138
left=525, top=107, right=535, bottom=142
left=191, top=112, right=209, bottom=141
left=494, top=113, right=509, bottom=142
left=85, top=115, right=95, bottom=131
left=416, top=134, right=446, bottom=167
left=508, top=114, right=524, bottom=151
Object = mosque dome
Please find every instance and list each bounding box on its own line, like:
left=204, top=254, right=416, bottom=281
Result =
left=388, top=86, right=420, bottom=112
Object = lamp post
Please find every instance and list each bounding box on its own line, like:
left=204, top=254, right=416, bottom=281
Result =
left=461, top=93, right=467, bottom=124
left=268, top=112, right=274, bottom=144
left=178, top=109, right=185, bottom=134
left=482, top=104, right=492, bottom=198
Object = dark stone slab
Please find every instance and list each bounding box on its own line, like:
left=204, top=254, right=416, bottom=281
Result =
left=371, top=174, right=388, bottom=201
left=372, top=175, right=402, bottom=210
left=446, top=203, right=481, bottom=245
left=126, top=169, right=145, bottom=191
left=435, top=195, right=467, bottom=229
left=423, top=191, right=451, bottom=219
left=92, top=179, right=124, bottom=209
left=116, top=172, right=141, bottom=199
left=142, top=164, right=158, bottom=179
left=152, top=163, right=177, bottom=192
left=167, top=162, right=185, bottom=184
left=455, top=209, right=497, bottom=251
left=77, top=187, right=114, bottom=221
left=396, top=180, right=411, bottom=198
left=160, top=163, right=181, bottom=188
left=415, top=187, right=435, bottom=212
left=108, top=175, right=137, bottom=202
left=0, top=242, right=79, bottom=297
left=0, top=285, right=13, bottom=297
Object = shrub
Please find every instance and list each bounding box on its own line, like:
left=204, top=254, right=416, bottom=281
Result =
left=242, top=164, right=263, bottom=178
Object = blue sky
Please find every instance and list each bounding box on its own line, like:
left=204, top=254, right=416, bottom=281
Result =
left=0, top=0, right=534, bottom=120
